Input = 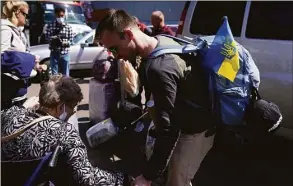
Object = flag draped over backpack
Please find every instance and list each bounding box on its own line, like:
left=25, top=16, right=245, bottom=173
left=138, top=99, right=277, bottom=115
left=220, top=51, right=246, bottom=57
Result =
left=148, top=16, right=259, bottom=126
left=202, top=16, right=254, bottom=126
left=204, top=16, right=240, bottom=82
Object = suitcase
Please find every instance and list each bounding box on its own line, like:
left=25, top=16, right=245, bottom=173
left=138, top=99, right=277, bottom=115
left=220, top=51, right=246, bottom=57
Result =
left=89, top=78, right=119, bottom=124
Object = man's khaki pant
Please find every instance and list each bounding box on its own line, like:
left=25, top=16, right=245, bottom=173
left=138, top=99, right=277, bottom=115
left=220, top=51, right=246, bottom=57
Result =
left=166, top=129, right=215, bottom=186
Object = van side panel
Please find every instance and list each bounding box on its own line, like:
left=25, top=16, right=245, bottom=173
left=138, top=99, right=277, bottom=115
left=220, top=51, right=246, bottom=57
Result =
left=180, top=1, right=293, bottom=137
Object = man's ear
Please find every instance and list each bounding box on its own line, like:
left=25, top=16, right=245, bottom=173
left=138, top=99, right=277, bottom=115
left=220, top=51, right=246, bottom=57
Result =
left=123, top=30, right=134, bottom=41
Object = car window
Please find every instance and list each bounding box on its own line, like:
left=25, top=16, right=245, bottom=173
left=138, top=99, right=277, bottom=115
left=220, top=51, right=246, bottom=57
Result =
left=85, top=35, right=94, bottom=44
left=72, top=31, right=90, bottom=45
left=246, top=2, right=293, bottom=40
left=190, top=1, right=246, bottom=37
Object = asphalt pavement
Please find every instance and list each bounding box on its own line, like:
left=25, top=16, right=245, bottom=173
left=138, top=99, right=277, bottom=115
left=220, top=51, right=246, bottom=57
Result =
left=28, top=75, right=293, bottom=186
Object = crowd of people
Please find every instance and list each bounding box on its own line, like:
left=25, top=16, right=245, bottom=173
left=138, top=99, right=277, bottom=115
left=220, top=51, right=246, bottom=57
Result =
left=1, top=1, right=283, bottom=186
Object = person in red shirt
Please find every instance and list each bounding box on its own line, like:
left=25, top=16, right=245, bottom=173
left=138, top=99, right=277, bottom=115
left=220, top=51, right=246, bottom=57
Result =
left=150, top=11, right=175, bottom=36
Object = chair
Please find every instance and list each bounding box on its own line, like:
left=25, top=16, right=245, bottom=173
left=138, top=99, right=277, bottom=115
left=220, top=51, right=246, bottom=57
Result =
left=2, top=146, right=62, bottom=186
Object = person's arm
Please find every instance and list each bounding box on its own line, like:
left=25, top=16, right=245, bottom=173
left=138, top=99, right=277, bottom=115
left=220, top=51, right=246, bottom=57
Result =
left=45, top=24, right=53, bottom=42
left=68, top=26, right=73, bottom=46
left=60, top=122, right=124, bottom=185
left=141, top=57, right=181, bottom=181
left=61, top=26, right=73, bottom=47
left=1, top=28, right=12, bottom=52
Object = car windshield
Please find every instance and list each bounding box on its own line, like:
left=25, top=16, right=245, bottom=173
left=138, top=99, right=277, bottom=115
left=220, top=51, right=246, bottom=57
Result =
left=72, top=31, right=91, bottom=45
left=42, top=2, right=86, bottom=25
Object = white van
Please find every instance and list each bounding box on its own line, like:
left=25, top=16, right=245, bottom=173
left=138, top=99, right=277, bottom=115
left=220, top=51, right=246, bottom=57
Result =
left=176, top=1, right=293, bottom=139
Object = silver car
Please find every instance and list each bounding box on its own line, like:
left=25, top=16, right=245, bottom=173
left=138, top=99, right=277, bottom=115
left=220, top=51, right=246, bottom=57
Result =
left=30, top=30, right=109, bottom=71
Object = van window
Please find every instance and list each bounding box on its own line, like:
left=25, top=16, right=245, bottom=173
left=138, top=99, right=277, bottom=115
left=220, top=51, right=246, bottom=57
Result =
left=246, top=2, right=293, bottom=40
left=190, top=1, right=246, bottom=37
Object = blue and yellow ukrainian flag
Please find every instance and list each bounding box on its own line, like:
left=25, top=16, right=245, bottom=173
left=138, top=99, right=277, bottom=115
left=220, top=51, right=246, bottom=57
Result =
left=204, top=16, right=240, bottom=82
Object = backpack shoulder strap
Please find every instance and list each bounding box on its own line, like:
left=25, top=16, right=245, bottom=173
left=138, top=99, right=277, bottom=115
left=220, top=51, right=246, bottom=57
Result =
left=1, top=115, right=54, bottom=143
left=148, top=44, right=202, bottom=58
left=10, top=31, right=14, bottom=44
left=148, top=35, right=206, bottom=58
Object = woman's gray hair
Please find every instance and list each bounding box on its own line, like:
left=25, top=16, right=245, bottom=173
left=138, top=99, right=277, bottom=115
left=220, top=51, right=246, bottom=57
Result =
left=39, top=75, right=83, bottom=108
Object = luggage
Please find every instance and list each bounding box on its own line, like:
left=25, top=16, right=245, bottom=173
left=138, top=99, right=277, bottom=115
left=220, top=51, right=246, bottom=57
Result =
left=110, top=100, right=143, bottom=130
left=148, top=16, right=260, bottom=126
left=89, top=78, right=119, bottom=123
left=92, top=55, right=118, bottom=83
left=86, top=118, right=119, bottom=148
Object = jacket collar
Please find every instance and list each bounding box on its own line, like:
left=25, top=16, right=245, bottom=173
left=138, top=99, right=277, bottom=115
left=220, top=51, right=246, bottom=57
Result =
left=1, top=19, right=21, bottom=35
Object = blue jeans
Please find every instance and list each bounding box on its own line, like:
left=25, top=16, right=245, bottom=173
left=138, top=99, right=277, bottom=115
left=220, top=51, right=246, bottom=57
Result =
left=50, top=51, right=70, bottom=76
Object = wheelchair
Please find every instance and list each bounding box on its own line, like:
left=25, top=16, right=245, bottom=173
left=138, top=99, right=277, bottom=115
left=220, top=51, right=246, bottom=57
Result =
left=2, top=146, right=67, bottom=186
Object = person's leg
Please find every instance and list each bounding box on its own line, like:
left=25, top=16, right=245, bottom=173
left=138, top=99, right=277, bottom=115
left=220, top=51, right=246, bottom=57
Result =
left=166, top=129, right=215, bottom=186
left=60, top=53, right=70, bottom=76
left=50, top=51, right=59, bottom=75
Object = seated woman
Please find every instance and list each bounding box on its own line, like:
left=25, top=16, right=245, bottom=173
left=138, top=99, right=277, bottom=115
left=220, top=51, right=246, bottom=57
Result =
left=1, top=75, right=125, bottom=185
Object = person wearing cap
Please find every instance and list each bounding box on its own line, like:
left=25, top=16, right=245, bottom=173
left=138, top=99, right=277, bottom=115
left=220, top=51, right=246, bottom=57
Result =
left=150, top=11, right=175, bottom=36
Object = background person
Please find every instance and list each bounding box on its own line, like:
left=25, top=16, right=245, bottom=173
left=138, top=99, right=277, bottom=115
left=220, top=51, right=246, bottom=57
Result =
left=1, top=0, right=29, bottom=52
left=150, top=10, right=175, bottom=36
left=1, top=0, right=43, bottom=107
left=46, top=7, right=73, bottom=77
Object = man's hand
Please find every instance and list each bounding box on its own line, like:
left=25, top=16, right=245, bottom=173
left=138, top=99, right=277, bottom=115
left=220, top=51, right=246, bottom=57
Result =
left=131, top=175, right=151, bottom=186
left=50, top=35, right=58, bottom=40
left=62, top=40, right=70, bottom=47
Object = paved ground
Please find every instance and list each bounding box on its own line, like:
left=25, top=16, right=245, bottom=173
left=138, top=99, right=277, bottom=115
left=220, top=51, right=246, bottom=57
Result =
left=28, top=76, right=293, bottom=186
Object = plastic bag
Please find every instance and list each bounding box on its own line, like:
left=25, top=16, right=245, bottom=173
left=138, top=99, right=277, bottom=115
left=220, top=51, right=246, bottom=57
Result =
left=118, top=59, right=140, bottom=98
left=86, top=118, right=119, bottom=148
left=145, top=121, right=156, bottom=160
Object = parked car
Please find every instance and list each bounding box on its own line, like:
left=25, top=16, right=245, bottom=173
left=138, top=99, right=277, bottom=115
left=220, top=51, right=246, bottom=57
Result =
left=176, top=1, right=293, bottom=186
left=30, top=30, right=109, bottom=71
left=28, top=1, right=92, bottom=46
